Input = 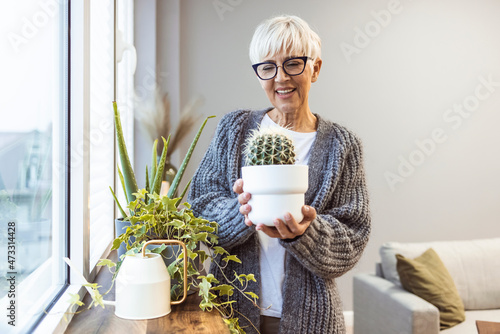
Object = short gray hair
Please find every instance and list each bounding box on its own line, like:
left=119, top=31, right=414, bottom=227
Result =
left=249, top=15, right=321, bottom=64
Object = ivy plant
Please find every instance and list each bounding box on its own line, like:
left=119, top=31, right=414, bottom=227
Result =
left=111, top=189, right=260, bottom=333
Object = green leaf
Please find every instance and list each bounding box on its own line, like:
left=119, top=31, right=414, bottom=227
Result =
left=198, top=277, right=211, bottom=298
left=83, top=283, right=100, bottom=290
left=187, top=263, right=200, bottom=276
left=126, top=200, right=137, bottom=211
left=151, top=136, right=170, bottom=197
left=151, top=139, right=158, bottom=187
left=124, top=248, right=139, bottom=256
left=138, top=214, right=153, bottom=222
left=196, top=250, right=208, bottom=264
left=109, top=186, right=127, bottom=218
left=167, top=258, right=181, bottom=277
left=187, top=249, right=198, bottom=260
left=97, top=259, right=116, bottom=268
left=182, top=213, right=192, bottom=223
left=208, top=234, right=219, bottom=245
left=223, top=318, right=244, bottom=334
left=223, top=255, right=242, bottom=264
left=198, top=225, right=216, bottom=233
left=213, top=246, right=230, bottom=256
left=161, top=196, right=178, bottom=212
left=212, top=284, right=234, bottom=297
left=197, top=273, right=219, bottom=284
left=236, top=273, right=256, bottom=284
left=67, top=293, right=84, bottom=307
left=193, top=232, right=208, bottom=243
left=168, top=219, right=184, bottom=228
left=112, top=260, right=123, bottom=281
left=90, top=289, right=104, bottom=308
left=111, top=238, right=123, bottom=251
left=198, top=278, right=218, bottom=311
left=145, top=165, right=150, bottom=194
left=234, top=272, right=257, bottom=288
left=134, top=225, right=147, bottom=238
left=150, top=244, right=167, bottom=254
left=117, top=165, right=127, bottom=205
left=113, top=101, right=138, bottom=203
left=175, top=179, right=192, bottom=207
left=199, top=299, right=214, bottom=312
left=132, top=189, right=148, bottom=200
left=167, top=115, right=215, bottom=198
left=171, top=283, right=182, bottom=301
left=244, top=291, right=259, bottom=300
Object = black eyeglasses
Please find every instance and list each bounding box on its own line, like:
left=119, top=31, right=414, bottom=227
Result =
left=252, top=56, right=310, bottom=80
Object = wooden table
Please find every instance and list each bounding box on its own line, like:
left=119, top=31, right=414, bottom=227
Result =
left=65, top=252, right=229, bottom=334
left=476, top=320, right=500, bottom=334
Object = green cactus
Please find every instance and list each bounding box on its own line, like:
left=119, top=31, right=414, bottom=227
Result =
left=244, top=127, right=296, bottom=166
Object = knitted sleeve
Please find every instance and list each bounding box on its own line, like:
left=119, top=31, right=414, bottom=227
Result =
left=187, top=111, right=255, bottom=250
left=280, top=127, right=371, bottom=279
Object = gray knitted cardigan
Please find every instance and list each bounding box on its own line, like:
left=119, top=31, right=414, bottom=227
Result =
left=187, top=108, right=371, bottom=334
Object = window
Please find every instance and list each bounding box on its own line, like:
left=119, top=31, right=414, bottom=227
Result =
left=0, top=0, right=68, bottom=332
left=0, top=0, right=135, bottom=332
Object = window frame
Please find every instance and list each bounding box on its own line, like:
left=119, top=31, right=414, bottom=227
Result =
left=32, top=0, right=118, bottom=331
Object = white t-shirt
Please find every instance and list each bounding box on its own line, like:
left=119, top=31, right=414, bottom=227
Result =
left=258, top=114, right=317, bottom=317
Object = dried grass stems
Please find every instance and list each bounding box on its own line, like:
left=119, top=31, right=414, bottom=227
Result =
left=136, top=90, right=204, bottom=158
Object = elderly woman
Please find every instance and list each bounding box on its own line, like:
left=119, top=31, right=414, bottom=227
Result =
left=188, top=15, right=370, bottom=334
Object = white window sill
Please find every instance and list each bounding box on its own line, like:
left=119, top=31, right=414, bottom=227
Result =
left=33, top=242, right=112, bottom=333
left=33, top=284, right=84, bottom=334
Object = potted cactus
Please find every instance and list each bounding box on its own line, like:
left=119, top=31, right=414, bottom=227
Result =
left=242, top=127, right=308, bottom=226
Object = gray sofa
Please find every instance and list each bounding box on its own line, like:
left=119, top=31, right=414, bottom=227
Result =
left=353, top=238, right=500, bottom=334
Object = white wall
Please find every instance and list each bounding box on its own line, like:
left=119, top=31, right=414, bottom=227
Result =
left=147, top=0, right=500, bottom=311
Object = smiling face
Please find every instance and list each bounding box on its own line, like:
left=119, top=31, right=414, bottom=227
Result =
left=257, top=51, right=322, bottom=118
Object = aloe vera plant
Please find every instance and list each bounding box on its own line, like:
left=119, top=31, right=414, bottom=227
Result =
left=111, top=101, right=215, bottom=216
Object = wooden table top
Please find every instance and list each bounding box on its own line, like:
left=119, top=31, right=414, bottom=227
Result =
left=65, top=251, right=229, bottom=334
left=476, top=320, right=500, bottom=334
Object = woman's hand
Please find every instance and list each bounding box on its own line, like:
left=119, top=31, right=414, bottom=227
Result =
left=233, top=179, right=254, bottom=226
left=257, top=205, right=316, bottom=239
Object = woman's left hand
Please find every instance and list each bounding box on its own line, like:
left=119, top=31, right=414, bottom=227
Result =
left=256, top=205, right=317, bottom=239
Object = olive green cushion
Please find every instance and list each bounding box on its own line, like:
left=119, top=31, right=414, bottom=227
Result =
left=396, top=248, right=466, bottom=330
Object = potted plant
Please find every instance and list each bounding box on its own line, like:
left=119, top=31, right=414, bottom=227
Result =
left=66, top=101, right=260, bottom=333
left=110, top=96, right=197, bottom=258
left=242, top=127, right=308, bottom=225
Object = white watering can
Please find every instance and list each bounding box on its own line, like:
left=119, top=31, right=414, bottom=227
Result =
left=104, top=239, right=188, bottom=320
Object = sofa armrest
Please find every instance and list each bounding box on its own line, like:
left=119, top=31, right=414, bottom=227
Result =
left=353, top=273, right=440, bottom=334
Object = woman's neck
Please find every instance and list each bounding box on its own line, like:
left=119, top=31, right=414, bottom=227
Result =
left=267, top=108, right=317, bottom=133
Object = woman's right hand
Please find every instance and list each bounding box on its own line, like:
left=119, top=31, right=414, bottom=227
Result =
left=233, top=179, right=253, bottom=226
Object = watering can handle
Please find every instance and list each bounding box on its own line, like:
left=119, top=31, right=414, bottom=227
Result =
left=142, top=240, right=188, bottom=305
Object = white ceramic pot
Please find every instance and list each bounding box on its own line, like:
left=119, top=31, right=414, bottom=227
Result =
left=242, top=165, right=308, bottom=226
